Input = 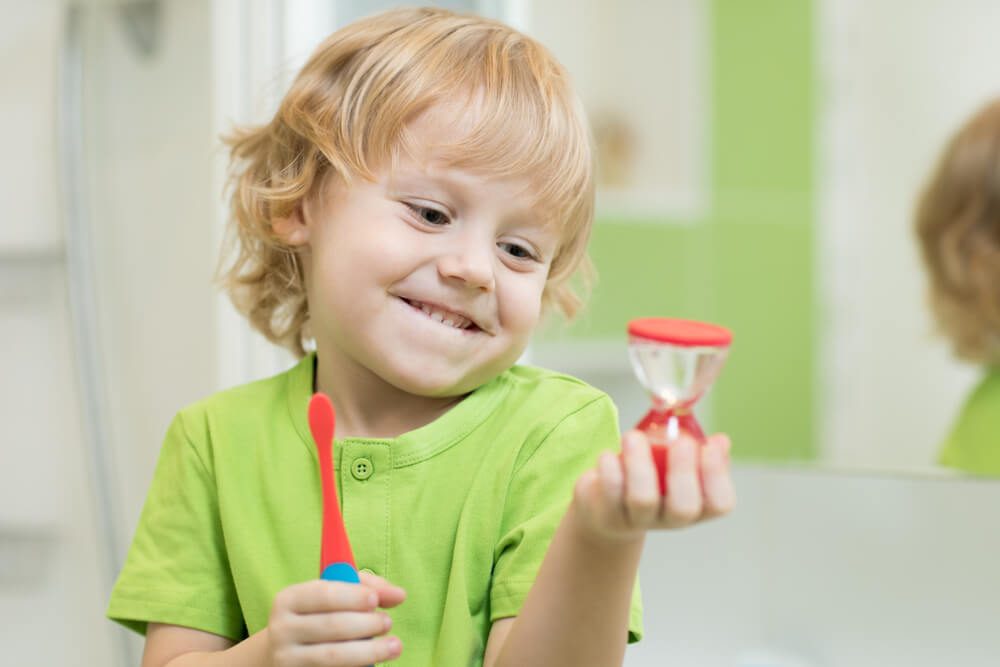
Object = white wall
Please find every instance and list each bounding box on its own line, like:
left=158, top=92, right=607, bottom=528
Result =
left=1, top=2, right=121, bottom=665
left=2, top=1, right=220, bottom=663
left=83, top=0, right=219, bottom=547
left=628, top=466, right=1000, bottom=667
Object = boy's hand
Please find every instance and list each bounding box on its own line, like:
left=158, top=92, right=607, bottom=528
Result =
left=572, top=430, right=736, bottom=544
left=266, top=572, right=406, bottom=666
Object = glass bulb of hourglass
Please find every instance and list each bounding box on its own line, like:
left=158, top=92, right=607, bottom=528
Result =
left=628, top=342, right=729, bottom=416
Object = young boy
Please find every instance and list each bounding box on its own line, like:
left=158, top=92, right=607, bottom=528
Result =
left=107, top=8, right=735, bottom=666
left=915, top=97, right=1000, bottom=476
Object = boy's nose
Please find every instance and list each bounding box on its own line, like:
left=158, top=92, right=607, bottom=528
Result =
left=437, top=240, right=495, bottom=292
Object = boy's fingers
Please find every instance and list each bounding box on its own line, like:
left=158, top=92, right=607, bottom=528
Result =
left=596, top=450, right=624, bottom=504
left=715, top=432, right=732, bottom=458
left=357, top=571, right=393, bottom=589
left=663, top=436, right=702, bottom=525
left=296, top=635, right=403, bottom=666
left=621, top=431, right=660, bottom=527
left=358, top=572, right=407, bottom=608
left=280, top=580, right=378, bottom=614
left=700, top=435, right=736, bottom=518
left=292, top=610, right=392, bottom=643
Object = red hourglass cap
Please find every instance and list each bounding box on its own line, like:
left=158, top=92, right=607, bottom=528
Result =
left=628, top=317, right=733, bottom=348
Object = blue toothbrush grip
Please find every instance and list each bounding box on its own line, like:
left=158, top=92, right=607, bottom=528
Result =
left=320, top=563, right=373, bottom=667
left=321, top=561, right=361, bottom=584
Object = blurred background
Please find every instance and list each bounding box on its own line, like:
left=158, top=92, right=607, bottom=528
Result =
left=3, top=0, right=1000, bottom=665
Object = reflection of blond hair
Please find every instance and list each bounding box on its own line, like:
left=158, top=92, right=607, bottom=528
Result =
left=218, top=7, right=594, bottom=357
left=916, top=98, right=1000, bottom=365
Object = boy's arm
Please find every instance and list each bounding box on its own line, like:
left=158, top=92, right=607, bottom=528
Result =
left=483, top=504, right=644, bottom=667
left=142, top=624, right=263, bottom=667
left=484, top=431, right=734, bottom=667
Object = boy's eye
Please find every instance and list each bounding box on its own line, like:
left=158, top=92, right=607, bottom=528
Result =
left=499, top=242, right=535, bottom=260
left=408, top=203, right=449, bottom=226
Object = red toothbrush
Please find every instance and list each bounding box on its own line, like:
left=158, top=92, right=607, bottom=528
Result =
left=307, top=392, right=359, bottom=583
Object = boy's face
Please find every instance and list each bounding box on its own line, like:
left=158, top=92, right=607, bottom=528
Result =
left=296, top=118, right=561, bottom=398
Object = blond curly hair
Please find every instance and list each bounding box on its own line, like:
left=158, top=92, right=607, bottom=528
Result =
left=915, top=97, right=1000, bottom=365
left=218, top=7, right=595, bottom=358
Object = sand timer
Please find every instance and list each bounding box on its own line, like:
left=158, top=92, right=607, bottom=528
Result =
left=627, top=317, right=732, bottom=495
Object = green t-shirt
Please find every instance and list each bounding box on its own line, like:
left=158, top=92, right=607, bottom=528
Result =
left=938, top=367, right=1000, bottom=476
left=107, top=354, right=643, bottom=664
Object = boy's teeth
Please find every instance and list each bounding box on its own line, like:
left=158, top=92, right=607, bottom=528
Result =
left=416, top=302, right=471, bottom=329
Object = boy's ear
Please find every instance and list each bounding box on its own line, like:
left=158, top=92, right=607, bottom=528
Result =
left=271, top=205, right=310, bottom=246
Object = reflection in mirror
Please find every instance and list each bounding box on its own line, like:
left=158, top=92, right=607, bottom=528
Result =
left=525, top=0, right=1000, bottom=477
left=913, top=97, right=1000, bottom=477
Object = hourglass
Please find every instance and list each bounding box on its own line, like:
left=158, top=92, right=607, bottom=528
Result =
left=627, top=317, right=732, bottom=495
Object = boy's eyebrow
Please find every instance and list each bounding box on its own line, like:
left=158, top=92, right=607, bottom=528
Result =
left=386, top=170, right=456, bottom=198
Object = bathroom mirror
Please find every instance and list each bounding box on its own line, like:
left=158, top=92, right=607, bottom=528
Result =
left=523, top=0, right=1000, bottom=478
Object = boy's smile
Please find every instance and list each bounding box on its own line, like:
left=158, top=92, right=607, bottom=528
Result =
left=397, top=296, right=487, bottom=333
left=277, top=107, right=564, bottom=434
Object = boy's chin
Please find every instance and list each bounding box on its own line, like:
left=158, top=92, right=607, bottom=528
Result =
left=387, top=365, right=503, bottom=398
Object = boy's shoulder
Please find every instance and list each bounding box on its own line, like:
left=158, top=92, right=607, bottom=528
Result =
left=172, top=358, right=308, bottom=444
left=938, top=367, right=1000, bottom=474
left=504, top=363, right=602, bottom=391
left=499, top=364, right=616, bottom=417
left=492, top=365, right=620, bottom=465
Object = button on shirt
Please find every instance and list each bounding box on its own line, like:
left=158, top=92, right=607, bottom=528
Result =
left=338, top=445, right=388, bottom=567
left=351, top=457, right=374, bottom=480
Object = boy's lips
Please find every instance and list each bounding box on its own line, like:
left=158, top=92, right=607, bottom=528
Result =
left=398, top=296, right=491, bottom=334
